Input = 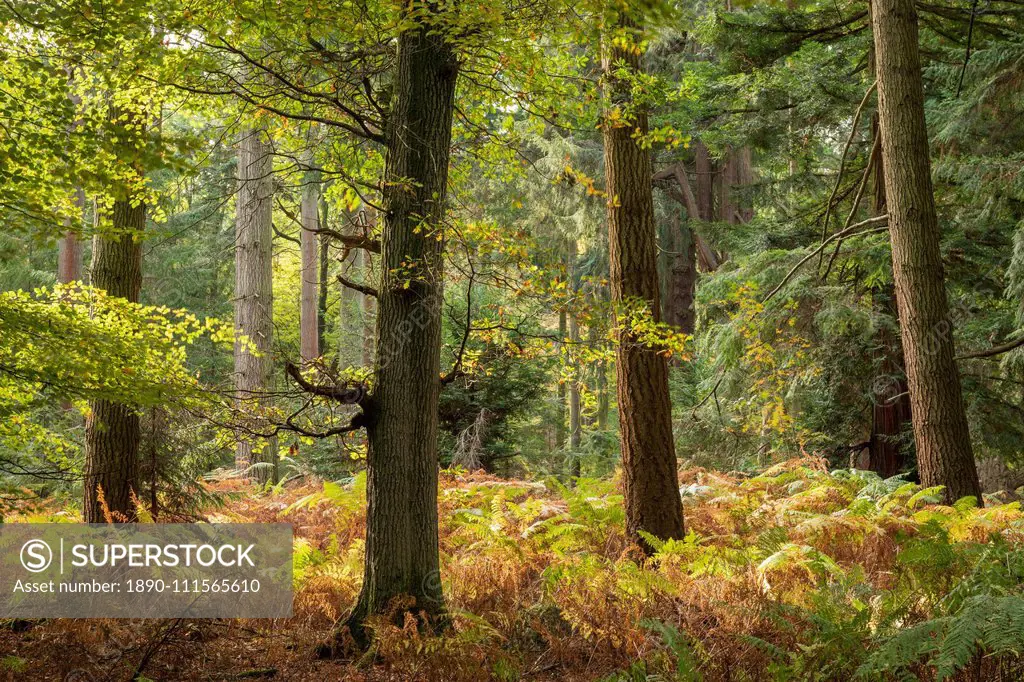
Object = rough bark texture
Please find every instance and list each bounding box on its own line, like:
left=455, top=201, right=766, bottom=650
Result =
left=871, top=0, right=981, bottom=502
left=344, top=19, right=458, bottom=638
left=84, top=198, right=143, bottom=523
left=603, top=20, right=685, bottom=550
left=664, top=213, right=697, bottom=335
left=867, top=110, right=913, bottom=477
left=234, top=125, right=277, bottom=484
left=300, top=161, right=321, bottom=363
left=693, top=140, right=715, bottom=222
left=977, top=457, right=1024, bottom=494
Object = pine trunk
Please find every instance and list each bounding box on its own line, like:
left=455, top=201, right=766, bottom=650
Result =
left=867, top=110, right=913, bottom=477
left=602, top=20, right=685, bottom=551
left=84, top=198, right=143, bottom=523
left=556, top=307, right=568, bottom=449
left=693, top=140, right=715, bottom=222
left=234, top=126, right=277, bottom=484
left=300, top=160, right=320, bottom=363
left=344, top=19, right=458, bottom=638
left=58, top=188, right=86, bottom=284
left=665, top=212, right=697, bottom=335
left=569, top=309, right=582, bottom=477
left=871, top=0, right=981, bottom=503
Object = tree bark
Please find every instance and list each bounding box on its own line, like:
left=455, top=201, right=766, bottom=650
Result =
left=58, top=188, right=86, bottom=284
left=569, top=308, right=582, bottom=477
left=300, top=155, right=320, bottom=363
left=84, top=197, right=143, bottom=523
left=871, top=0, right=981, bottom=503
left=359, top=208, right=377, bottom=368
left=234, top=125, right=277, bottom=485
left=664, top=212, right=696, bottom=335
left=602, top=17, right=685, bottom=551
left=344, top=16, right=459, bottom=640
left=867, top=109, right=913, bottom=477
left=693, top=140, right=715, bottom=222
left=556, top=306, right=568, bottom=449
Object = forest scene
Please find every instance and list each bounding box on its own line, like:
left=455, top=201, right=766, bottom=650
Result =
left=2, top=0, right=1024, bottom=678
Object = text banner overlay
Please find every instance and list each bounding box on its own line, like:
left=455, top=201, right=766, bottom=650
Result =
left=0, top=524, right=292, bottom=618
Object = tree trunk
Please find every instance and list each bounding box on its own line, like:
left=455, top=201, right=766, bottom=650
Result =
left=665, top=212, right=696, bottom=335
left=602, top=18, right=685, bottom=551
left=234, top=125, right=277, bottom=485
left=693, top=140, right=715, bottom=222
left=344, top=18, right=458, bottom=640
left=58, top=188, right=86, bottom=284
left=84, top=198, right=143, bottom=523
left=300, top=157, right=320, bottom=363
left=867, top=109, right=913, bottom=477
left=317, top=230, right=330, bottom=359
left=871, top=0, right=981, bottom=503
left=569, top=309, right=582, bottom=477
left=556, top=306, right=568, bottom=449
left=359, top=208, right=377, bottom=368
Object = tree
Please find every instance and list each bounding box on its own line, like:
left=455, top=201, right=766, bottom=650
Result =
left=234, top=124, right=278, bottom=485
left=300, top=147, right=320, bottom=363
left=870, top=0, right=981, bottom=502
left=84, top=196, right=144, bottom=523
left=340, top=8, right=460, bottom=643
left=601, top=15, right=685, bottom=550
left=57, top=190, right=85, bottom=284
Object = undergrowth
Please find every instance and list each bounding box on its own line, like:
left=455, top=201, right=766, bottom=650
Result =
left=10, top=458, right=1024, bottom=681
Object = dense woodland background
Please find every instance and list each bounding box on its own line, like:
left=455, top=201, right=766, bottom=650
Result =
left=3, top=0, right=1024, bottom=678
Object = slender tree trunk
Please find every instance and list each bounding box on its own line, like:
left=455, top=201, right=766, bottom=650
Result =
left=343, top=17, right=459, bottom=641
left=317, top=230, right=330, bottom=359
left=359, top=208, right=376, bottom=368
left=58, top=188, right=86, bottom=284
left=871, top=0, right=981, bottom=502
left=602, top=18, right=685, bottom=551
left=234, top=125, right=277, bottom=485
left=338, top=210, right=361, bottom=367
left=300, top=155, right=320, bottom=363
left=84, top=198, right=143, bottom=523
left=556, top=306, right=568, bottom=449
left=569, top=309, right=582, bottom=477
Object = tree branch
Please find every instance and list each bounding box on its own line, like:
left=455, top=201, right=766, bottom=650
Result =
left=956, top=334, right=1024, bottom=360
left=761, top=215, right=889, bottom=303
left=285, top=362, right=368, bottom=404
left=337, top=275, right=378, bottom=298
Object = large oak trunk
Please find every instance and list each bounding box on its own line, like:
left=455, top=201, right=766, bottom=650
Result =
left=234, top=125, right=277, bottom=484
left=84, top=199, right=143, bottom=523
left=344, top=19, right=458, bottom=639
left=871, top=0, right=981, bottom=502
left=602, top=19, right=685, bottom=551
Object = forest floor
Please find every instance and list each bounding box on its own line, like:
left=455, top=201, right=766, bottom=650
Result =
left=3, top=459, right=1024, bottom=681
